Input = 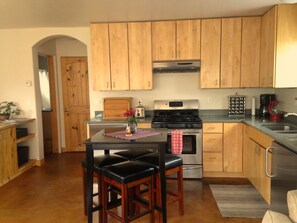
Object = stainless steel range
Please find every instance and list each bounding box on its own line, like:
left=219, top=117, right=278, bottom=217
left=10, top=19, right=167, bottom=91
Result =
left=152, top=99, right=202, bottom=179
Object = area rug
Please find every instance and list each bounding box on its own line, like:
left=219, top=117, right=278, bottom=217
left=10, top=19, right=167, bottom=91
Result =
left=209, top=184, right=269, bottom=218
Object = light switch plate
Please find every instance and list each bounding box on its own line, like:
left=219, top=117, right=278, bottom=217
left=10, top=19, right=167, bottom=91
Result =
left=25, top=80, right=32, bottom=87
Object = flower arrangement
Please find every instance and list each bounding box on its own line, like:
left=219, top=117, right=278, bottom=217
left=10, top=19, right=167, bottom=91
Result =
left=123, top=108, right=137, bottom=124
left=0, top=101, right=21, bottom=115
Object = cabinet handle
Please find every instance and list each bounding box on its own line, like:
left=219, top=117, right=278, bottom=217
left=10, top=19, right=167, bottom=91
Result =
left=106, top=82, right=109, bottom=88
left=148, top=81, right=150, bottom=88
left=113, top=82, right=115, bottom=88
left=265, top=147, right=275, bottom=178
left=215, top=80, right=218, bottom=86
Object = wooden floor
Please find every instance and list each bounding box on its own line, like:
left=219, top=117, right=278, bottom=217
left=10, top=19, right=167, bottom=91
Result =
left=0, top=153, right=262, bottom=223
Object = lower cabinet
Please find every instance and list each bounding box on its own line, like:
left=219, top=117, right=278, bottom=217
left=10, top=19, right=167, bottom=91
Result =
left=203, top=122, right=243, bottom=176
left=243, top=125, right=273, bottom=204
left=0, top=127, right=18, bottom=185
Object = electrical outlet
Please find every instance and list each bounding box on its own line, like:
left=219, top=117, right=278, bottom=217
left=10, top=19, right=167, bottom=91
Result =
left=208, top=97, right=212, bottom=104
left=138, top=98, right=142, bottom=105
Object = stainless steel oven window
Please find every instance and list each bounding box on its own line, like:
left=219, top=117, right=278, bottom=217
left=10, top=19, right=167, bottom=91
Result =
left=167, top=135, right=197, bottom=154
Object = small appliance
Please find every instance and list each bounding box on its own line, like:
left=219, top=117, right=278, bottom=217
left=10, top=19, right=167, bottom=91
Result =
left=259, top=94, right=276, bottom=117
left=269, top=100, right=282, bottom=121
left=135, top=101, right=145, bottom=118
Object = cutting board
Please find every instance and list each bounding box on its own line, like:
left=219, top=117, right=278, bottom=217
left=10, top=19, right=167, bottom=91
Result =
left=103, top=97, right=132, bottom=120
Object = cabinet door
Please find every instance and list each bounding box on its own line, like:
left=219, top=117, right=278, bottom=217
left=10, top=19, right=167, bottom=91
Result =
left=109, top=23, right=129, bottom=90
left=221, top=18, right=241, bottom=88
left=241, top=17, right=261, bottom=88
left=0, top=128, right=18, bottom=185
left=260, top=7, right=277, bottom=87
left=242, top=124, right=249, bottom=176
left=201, top=19, right=221, bottom=88
left=90, top=24, right=111, bottom=90
left=152, top=21, right=176, bottom=61
left=275, top=4, right=297, bottom=88
left=203, top=152, right=223, bottom=172
left=176, top=20, right=201, bottom=60
left=128, top=22, right=153, bottom=90
left=223, top=123, right=243, bottom=173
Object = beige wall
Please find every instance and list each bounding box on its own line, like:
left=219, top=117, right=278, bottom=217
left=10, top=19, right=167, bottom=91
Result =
left=275, top=88, right=297, bottom=113
left=0, top=27, right=90, bottom=161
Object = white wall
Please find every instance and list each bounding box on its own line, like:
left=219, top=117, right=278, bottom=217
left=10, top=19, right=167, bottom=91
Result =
left=275, top=88, right=297, bottom=113
left=90, top=72, right=276, bottom=114
left=0, top=27, right=90, bottom=161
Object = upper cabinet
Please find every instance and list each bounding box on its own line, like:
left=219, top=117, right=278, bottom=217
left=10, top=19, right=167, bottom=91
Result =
left=128, top=22, right=153, bottom=90
left=201, top=19, right=221, bottom=88
left=241, top=17, right=262, bottom=88
left=220, top=18, right=242, bottom=88
left=90, top=22, right=152, bottom=91
left=152, top=20, right=201, bottom=61
left=260, top=4, right=297, bottom=88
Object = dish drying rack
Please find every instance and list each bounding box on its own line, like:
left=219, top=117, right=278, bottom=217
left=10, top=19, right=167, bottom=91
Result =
left=228, top=95, right=246, bottom=117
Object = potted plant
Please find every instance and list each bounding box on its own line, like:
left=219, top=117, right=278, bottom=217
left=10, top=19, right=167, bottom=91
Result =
left=123, top=108, right=137, bottom=134
left=0, top=101, right=21, bottom=121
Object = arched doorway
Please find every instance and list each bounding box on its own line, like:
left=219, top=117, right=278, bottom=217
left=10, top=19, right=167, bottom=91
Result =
left=33, top=36, right=89, bottom=155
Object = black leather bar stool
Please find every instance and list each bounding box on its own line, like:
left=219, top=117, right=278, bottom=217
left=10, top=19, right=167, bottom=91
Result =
left=114, top=149, right=153, bottom=160
left=101, top=161, right=155, bottom=223
left=136, top=152, right=184, bottom=222
left=81, top=155, right=128, bottom=217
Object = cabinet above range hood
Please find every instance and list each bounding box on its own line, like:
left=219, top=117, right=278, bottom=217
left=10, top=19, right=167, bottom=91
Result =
left=153, top=60, right=200, bottom=73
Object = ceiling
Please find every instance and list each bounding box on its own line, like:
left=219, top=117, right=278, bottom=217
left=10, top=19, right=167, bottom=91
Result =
left=0, top=0, right=295, bottom=29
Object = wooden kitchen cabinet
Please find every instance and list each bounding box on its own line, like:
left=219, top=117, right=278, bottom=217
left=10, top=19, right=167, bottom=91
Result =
left=240, top=16, right=261, bottom=88
left=220, top=18, right=242, bottom=88
left=245, top=126, right=273, bottom=204
left=0, top=127, right=18, bottom=185
left=109, top=23, right=129, bottom=90
left=91, top=22, right=152, bottom=91
left=152, top=21, right=176, bottom=61
left=223, top=123, right=243, bottom=173
left=128, top=22, right=153, bottom=90
left=201, top=19, right=221, bottom=88
left=90, top=23, right=111, bottom=90
left=176, top=20, right=201, bottom=60
left=152, top=19, right=201, bottom=61
left=260, top=4, right=297, bottom=88
left=203, top=123, right=223, bottom=172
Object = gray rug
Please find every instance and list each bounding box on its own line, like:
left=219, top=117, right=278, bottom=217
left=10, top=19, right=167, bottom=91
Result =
left=209, top=184, right=269, bottom=218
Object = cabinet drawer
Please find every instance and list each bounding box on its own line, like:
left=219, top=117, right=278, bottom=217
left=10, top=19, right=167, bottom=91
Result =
left=203, top=152, right=223, bottom=172
left=203, top=123, right=223, bottom=133
left=248, top=126, right=273, bottom=148
left=203, top=134, right=222, bottom=152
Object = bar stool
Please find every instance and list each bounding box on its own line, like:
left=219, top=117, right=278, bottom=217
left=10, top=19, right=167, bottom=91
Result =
left=136, top=152, right=184, bottom=221
left=101, top=161, right=155, bottom=223
left=114, top=149, right=153, bottom=160
left=81, top=155, right=128, bottom=216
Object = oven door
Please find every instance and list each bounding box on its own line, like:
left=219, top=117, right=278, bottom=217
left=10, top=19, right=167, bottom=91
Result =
left=167, top=131, right=202, bottom=165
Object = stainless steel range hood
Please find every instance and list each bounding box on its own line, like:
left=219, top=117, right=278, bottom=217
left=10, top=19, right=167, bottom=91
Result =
left=153, top=60, right=200, bottom=73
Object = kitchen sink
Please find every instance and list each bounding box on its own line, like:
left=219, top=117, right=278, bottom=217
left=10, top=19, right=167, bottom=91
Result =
left=261, top=123, right=297, bottom=134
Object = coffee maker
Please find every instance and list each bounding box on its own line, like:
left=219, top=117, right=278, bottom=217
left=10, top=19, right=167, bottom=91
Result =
left=259, top=94, right=276, bottom=117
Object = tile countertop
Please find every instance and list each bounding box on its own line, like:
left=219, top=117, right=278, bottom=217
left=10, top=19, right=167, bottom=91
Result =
left=200, top=115, right=297, bottom=155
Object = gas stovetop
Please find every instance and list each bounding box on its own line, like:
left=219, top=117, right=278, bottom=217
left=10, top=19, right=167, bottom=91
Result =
left=152, top=100, right=202, bottom=129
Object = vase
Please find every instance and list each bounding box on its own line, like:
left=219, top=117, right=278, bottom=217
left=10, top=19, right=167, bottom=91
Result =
left=0, top=114, right=9, bottom=121
left=128, top=122, right=137, bottom=134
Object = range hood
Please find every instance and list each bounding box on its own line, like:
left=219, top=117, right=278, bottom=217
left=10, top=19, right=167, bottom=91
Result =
left=153, top=60, right=200, bottom=73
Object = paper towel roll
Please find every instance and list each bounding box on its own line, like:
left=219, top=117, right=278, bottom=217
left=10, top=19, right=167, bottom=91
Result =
left=252, top=97, right=256, bottom=116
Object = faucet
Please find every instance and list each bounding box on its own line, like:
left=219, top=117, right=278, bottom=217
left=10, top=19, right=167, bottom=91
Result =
left=284, top=112, right=297, bottom=117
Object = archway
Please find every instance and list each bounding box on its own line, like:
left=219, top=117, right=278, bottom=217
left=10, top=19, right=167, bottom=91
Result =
left=32, top=35, right=88, bottom=157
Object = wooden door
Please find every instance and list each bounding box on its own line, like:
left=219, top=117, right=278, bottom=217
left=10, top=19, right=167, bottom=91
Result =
left=128, top=22, right=152, bottom=90
left=61, top=57, right=90, bottom=152
left=109, top=23, right=129, bottom=90
left=260, top=7, right=277, bottom=87
left=176, top=19, right=201, bottom=60
left=223, top=123, right=243, bottom=173
left=241, top=17, right=261, bottom=88
left=90, top=24, right=111, bottom=90
left=220, top=18, right=242, bottom=88
left=48, top=56, right=59, bottom=153
left=152, top=21, right=176, bottom=61
left=201, top=19, right=221, bottom=88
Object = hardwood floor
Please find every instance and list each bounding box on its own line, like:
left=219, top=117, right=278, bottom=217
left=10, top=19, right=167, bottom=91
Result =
left=0, top=153, right=262, bottom=223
